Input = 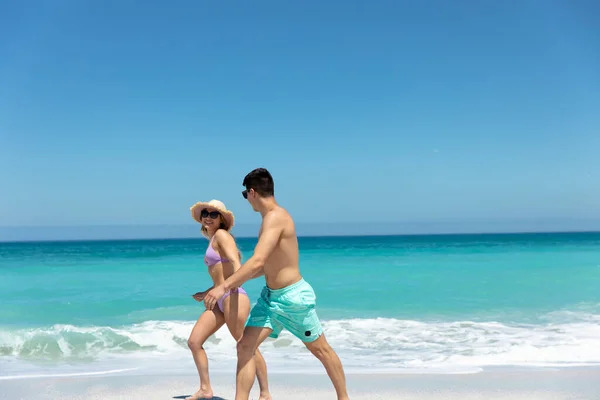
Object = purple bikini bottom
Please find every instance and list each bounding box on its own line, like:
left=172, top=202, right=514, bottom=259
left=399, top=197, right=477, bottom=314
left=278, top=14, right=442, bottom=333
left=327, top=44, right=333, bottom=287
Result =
left=217, top=287, right=248, bottom=312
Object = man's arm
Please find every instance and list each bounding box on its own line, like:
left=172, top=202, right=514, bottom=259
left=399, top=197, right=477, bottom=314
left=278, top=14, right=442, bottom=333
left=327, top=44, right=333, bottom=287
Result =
left=222, top=212, right=282, bottom=291
left=251, top=270, right=266, bottom=279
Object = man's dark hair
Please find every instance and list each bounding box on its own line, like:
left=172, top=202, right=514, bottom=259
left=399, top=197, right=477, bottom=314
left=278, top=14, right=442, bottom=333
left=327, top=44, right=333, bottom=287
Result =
left=243, top=168, right=274, bottom=197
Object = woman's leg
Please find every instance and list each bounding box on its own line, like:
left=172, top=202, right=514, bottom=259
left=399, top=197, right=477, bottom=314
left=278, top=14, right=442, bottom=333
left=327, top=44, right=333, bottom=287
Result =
left=223, top=291, right=272, bottom=400
left=186, top=308, right=225, bottom=400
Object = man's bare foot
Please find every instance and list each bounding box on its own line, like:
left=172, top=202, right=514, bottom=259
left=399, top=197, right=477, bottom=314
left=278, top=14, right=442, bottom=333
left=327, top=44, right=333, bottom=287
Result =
left=258, top=392, right=272, bottom=400
left=185, top=388, right=214, bottom=400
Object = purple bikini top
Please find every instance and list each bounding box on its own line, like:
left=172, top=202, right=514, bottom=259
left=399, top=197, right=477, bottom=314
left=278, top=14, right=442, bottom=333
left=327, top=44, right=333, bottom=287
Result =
left=204, top=237, right=229, bottom=267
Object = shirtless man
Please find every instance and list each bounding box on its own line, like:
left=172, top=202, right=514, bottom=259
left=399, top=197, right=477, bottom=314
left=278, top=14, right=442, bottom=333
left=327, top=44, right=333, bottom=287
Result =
left=203, top=168, right=350, bottom=400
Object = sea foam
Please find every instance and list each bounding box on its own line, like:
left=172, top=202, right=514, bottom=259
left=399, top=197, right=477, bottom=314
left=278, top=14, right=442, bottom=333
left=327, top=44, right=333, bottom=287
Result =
left=2, top=308, right=600, bottom=377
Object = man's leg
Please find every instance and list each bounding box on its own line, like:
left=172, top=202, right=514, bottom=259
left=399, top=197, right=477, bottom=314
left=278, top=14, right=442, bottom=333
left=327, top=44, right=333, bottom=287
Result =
left=304, top=334, right=349, bottom=400
left=274, top=279, right=349, bottom=399
left=235, top=326, right=274, bottom=400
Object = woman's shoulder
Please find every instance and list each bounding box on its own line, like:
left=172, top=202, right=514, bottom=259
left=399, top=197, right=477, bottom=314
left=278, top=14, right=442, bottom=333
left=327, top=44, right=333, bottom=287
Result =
left=213, top=228, right=233, bottom=243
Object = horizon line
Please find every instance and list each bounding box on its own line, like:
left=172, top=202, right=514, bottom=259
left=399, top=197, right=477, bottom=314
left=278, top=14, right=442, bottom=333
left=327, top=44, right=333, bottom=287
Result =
left=3, top=217, right=600, bottom=229
left=1, top=229, right=599, bottom=244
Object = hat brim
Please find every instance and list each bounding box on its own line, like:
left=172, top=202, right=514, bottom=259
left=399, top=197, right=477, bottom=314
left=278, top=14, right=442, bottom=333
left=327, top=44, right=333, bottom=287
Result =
left=190, top=202, right=235, bottom=230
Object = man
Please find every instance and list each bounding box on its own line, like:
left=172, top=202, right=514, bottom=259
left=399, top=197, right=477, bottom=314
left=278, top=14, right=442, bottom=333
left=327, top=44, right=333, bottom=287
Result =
left=204, top=168, right=350, bottom=400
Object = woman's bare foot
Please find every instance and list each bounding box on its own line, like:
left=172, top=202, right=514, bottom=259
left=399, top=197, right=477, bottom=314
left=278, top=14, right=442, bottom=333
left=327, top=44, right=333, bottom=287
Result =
left=185, top=388, right=214, bottom=400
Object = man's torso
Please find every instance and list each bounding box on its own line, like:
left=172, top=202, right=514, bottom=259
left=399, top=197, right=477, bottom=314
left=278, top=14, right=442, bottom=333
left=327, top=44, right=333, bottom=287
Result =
left=260, top=206, right=302, bottom=290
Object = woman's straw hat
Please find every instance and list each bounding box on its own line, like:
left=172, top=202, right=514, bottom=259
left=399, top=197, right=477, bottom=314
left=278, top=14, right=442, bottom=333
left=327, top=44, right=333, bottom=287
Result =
left=190, top=199, right=235, bottom=230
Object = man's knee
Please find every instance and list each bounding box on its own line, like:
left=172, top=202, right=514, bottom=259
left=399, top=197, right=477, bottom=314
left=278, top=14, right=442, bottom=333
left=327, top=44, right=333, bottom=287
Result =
left=305, top=334, right=332, bottom=361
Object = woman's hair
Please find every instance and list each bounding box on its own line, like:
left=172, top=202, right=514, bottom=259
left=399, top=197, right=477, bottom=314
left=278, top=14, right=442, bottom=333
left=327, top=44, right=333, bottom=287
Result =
left=200, top=212, right=242, bottom=261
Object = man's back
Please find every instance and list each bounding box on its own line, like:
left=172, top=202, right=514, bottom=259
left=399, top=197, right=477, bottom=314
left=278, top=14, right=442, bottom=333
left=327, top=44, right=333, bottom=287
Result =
left=261, top=205, right=302, bottom=290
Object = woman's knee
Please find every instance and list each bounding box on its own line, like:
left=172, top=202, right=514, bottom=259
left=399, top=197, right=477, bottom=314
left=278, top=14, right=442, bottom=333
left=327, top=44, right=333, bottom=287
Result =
left=224, top=306, right=251, bottom=341
left=230, top=318, right=247, bottom=341
left=187, top=335, right=205, bottom=351
left=236, top=336, right=256, bottom=360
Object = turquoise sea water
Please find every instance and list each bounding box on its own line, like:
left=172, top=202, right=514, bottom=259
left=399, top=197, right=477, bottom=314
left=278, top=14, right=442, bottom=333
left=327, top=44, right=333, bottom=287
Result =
left=1, top=232, right=600, bottom=378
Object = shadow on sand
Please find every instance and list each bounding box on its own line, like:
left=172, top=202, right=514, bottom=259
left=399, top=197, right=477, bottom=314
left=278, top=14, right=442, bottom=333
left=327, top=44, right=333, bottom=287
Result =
left=173, top=396, right=228, bottom=400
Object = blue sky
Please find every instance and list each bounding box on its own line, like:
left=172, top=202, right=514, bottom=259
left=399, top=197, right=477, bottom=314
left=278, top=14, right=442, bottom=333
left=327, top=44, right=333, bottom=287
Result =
left=1, top=0, right=599, bottom=240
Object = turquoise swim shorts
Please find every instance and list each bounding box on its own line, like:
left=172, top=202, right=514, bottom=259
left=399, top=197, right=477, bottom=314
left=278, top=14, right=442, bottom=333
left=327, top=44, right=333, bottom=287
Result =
left=246, top=278, right=323, bottom=343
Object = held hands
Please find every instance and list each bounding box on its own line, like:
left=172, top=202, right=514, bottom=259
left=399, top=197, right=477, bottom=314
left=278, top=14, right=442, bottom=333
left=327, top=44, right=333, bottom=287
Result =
left=203, top=285, right=226, bottom=310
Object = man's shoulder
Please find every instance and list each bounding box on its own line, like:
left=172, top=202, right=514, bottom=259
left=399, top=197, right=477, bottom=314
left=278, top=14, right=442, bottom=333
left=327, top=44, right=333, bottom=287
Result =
left=265, top=206, right=292, bottom=224
left=260, top=208, right=292, bottom=234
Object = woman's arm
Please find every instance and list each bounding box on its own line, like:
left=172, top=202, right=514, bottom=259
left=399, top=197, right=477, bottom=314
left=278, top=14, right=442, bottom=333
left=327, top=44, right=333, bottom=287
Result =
left=213, top=229, right=242, bottom=281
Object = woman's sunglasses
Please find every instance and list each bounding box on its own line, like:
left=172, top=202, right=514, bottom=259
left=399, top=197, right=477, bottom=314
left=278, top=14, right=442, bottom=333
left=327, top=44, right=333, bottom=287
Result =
left=200, top=209, right=220, bottom=219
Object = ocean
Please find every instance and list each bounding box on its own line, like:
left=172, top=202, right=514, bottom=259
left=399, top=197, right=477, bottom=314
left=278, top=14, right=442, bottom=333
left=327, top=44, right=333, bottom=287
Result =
left=1, top=232, right=600, bottom=379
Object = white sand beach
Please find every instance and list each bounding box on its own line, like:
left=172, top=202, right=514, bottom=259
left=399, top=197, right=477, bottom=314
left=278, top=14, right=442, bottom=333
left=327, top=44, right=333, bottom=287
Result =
left=2, top=369, right=600, bottom=400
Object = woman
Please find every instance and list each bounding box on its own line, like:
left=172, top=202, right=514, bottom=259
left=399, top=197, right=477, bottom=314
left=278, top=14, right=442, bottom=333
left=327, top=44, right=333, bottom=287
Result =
left=187, top=199, right=271, bottom=400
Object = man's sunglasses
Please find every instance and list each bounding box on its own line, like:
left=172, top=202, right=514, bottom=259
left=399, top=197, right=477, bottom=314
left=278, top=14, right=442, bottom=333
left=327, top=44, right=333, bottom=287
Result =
left=200, top=209, right=220, bottom=219
left=242, top=189, right=248, bottom=199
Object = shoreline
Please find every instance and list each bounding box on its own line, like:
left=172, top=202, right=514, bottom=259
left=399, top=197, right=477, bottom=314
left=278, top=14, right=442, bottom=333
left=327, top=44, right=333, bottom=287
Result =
left=3, top=364, right=600, bottom=380
left=2, top=369, right=599, bottom=399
